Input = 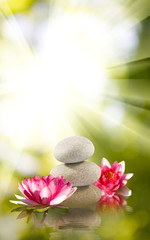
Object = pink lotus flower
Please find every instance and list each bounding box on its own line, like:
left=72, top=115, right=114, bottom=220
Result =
left=10, top=175, right=77, bottom=207
left=93, top=158, right=133, bottom=197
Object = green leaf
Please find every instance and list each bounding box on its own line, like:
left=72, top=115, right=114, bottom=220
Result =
left=11, top=207, right=27, bottom=212
left=17, top=210, right=28, bottom=219
left=49, top=206, right=69, bottom=214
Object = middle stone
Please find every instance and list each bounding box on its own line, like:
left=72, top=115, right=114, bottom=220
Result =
left=50, top=161, right=101, bottom=186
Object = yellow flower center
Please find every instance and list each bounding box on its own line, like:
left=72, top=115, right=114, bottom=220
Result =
left=104, top=171, right=114, bottom=179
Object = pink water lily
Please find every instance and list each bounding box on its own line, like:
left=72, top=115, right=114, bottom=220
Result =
left=10, top=174, right=77, bottom=207
left=93, top=158, right=133, bottom=197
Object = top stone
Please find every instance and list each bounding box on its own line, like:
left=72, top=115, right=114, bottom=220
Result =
left=54, top=136, right=95, bottom=163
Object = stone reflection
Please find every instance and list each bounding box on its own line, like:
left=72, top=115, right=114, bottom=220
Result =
left=45, top=207, right=101, bottom=229
left=49, top=229, right=100, bottom=240
left=32, top=206, right=101, bottom=240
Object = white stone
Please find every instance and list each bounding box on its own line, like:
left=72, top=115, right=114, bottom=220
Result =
left=50, top=161, right=101, bottom=186
left=62, top=185, right=102, bottom=208
left=54, top=136, right=95, bottom=163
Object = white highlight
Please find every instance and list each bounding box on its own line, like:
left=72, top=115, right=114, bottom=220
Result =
left=0, top=12, right=108, bottom=149
left=102, top=103, right=125, bottom=128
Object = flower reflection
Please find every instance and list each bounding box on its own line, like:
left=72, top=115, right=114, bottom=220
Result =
left=97, top=193, right=128, bottom=212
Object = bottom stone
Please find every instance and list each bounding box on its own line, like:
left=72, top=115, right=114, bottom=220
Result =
left=62, top=185, right=102, bottom=208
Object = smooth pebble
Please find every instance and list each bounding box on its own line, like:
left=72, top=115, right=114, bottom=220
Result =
left=62, top=185, right=102, bottom=208
left=54, top=136, right=95, bottom=163
left=50, top=161, right=101, bottom=186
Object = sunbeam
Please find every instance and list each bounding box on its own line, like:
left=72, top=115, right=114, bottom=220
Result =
left=72, top=99, right=150, bottom=146
left=0, top=2, right=34, bottom=57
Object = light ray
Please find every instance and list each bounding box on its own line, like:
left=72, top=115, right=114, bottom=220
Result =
left=107, top=57, right=150, bottom=69
left=101, top=94, right=150, bottom=111
left=0, top=1, right=34, bottom=58
left=73, top=99, right=150, bottom=146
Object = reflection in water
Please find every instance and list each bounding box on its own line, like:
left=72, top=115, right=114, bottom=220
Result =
left=22, top=207, right=101, bottom=229
left=62, top=208, right=101, bottom=228
left=12, top=184, right=132, bottom=240
left=12, top=193, right=132, bottom=240
left=42, top=208, right=101, bottom=229
left=49, top=229, right=100, bottom=240
left=97, top=193, right=128, bottom=212
left=17, top=206, right=101, bottom=240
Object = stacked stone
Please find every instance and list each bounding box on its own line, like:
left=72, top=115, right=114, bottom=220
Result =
left=50, top=136, right=102, bottom=207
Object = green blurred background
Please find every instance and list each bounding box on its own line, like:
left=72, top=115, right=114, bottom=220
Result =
left=0, top=0, right=150, bottom=239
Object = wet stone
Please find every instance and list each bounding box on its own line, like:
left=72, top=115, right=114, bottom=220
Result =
left=54, top=136, right=95, bottom=163
left=50, top=161, right=101, bottom=186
